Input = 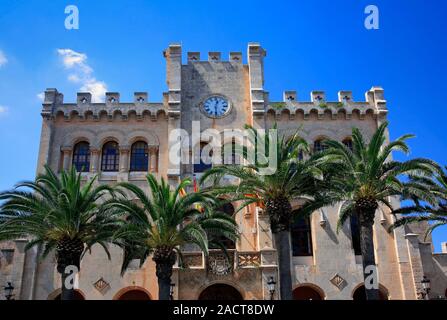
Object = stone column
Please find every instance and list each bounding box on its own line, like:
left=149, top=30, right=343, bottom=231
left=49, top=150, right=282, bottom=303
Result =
left=90, top=148, right=100, bottom=173
left=119, top=145, right=130, bottom=173
left=11, top=239, right=28, bottom=300
left=150, top=147, right=158, bottom=173
left=247, top=43, right=266, bottom=129
left=61, top=147, right=72, bottom=171
left=164, top=43, right=182, bottom=187
left=256, top=207, right=273, bottom=249
left=405, top=233, right=425, bottom=299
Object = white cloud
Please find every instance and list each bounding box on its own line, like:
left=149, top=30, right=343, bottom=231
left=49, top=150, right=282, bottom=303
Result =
left=81, top=80, right=107, bottom=102
left=57, top=49, right=107, bottom=102
left=0, top=50, right=8, bottom=67
left=37, top=92, right=45, bottom=102
left=0, top=105, right=9, bottom=116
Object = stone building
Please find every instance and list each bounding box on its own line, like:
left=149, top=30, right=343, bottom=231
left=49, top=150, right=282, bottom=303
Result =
left=1, top=43, right=447, bottom=300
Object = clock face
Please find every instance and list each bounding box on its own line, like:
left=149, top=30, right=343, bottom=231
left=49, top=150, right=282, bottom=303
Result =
left=202, top=96, right=230, bottom=118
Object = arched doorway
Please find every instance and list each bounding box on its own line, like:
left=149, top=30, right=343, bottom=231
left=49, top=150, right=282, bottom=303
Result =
left=352, top=285, right=388, bottom=300
left=199, top=283, right=243, bottom=300
left=293, top=285, right=324, bottom=300
left=52, top=290, right=85, bottom=300
left=114, top=287, right=151, bottom=300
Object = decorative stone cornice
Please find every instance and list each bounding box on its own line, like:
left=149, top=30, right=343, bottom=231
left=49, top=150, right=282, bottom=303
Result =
left=60, top=146, right=72, bottom=153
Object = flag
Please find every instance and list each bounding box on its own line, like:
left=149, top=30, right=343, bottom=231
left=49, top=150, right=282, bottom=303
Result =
left=192, top=174, right=204, bottom=212
left=193, top=174, right=198, bottom=193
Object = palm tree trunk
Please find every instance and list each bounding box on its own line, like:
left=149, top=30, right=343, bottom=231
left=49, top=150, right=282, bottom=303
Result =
left=153, top=250, right=176, bottom=300
left=273, top=231, right=293, bottom=300
left=61, top=271, right=77, bottom=300
left=56, top=237, right=84, bottom=300
left=157, top=271, right=172, bottom=300
left=57, top=254, right=81, bottom=300
left=359, top=217, right=380, bottom=300
left=266, top=196, right=293, bottom=300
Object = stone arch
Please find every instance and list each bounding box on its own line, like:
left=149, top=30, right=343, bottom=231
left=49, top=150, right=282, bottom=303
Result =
left=280, top=108, right=291, bottom=120
left=112, top=109, right=123, bottom=120
left=156, top=109, right=167, bottom=119
left=125, top=130, right=160, bottom=147
left=351, top=109, right=361, bottom=120
left=337, top=108, right=347, bottom=120
left=323, top=109, right=333, bottom=119
left=63, top=129, right=96, bottom=148
left=83, top=110, right=94, bottom=120
left=142, top=109, right=151, bottom=119
left=113, top=286, right=152, bottom=300
left=266, top=108, right=276, bottom=117
left=127, top=109, right=137, bottom=118
left=308, top=108, right=319, bottom=119
left=351, top=283, right=389, bottom=300
left=55, top=110, right=65, bottom=119
left=47, top=288, right=86, bottom=300
left=69, top=110, right=80, bottom=119
left=98, top=109, right=109, bottom=119
left=293, top=283, right=325, bottom=300
left=308, top=129, right=334, bottom=142
left=365, top=108, right=376, bottom=118
left=96, top=129, right=126, bottom=147
left=197, top=282, right=244, bottom=300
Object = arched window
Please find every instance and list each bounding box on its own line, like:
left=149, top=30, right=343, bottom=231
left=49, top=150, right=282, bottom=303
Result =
left=291, top=215, right=313, bottom=256
left=210, top=202, right=236, bottom=249
left=130, top=141, right=149, bottom=172
left=350, top=213, right=362, bottom=256
left=101, top=141, right=119, bottom=172
left=72, top=142, right=90, bottom=172
left=313, top=139, right=328, bottom=153
left=194, top=142, right=213, bottom=173
left=343, top=138, right=353, bottom=151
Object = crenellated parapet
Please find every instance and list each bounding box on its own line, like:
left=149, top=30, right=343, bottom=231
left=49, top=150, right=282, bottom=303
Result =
left=41, top=89, right=167, bottom=122
left=267, top=87, right=388, bottom=120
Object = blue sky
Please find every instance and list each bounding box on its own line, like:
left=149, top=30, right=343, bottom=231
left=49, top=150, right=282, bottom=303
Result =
left=0, top=0, right=446, bottom=250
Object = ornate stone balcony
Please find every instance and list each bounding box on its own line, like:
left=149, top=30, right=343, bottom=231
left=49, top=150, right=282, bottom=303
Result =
left=178, top=249, right=275, bottom=275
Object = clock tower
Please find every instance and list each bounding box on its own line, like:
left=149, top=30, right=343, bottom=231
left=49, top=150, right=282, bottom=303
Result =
left=163, top=43, right=267, bottom=179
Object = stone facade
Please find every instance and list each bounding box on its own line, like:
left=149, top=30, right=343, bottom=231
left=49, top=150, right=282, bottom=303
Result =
left=1, top=43, right=447, bottom=300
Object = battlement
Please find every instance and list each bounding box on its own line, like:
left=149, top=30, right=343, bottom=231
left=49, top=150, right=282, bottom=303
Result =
left=185, top=51, right=244, bottom=63
left=41, top=89, right=166, bottom=122
left=267, top=87, right=388, bottom=119
left=163, top=42, right=260, bottom=65
left=41, top=44, right=387, bottom=123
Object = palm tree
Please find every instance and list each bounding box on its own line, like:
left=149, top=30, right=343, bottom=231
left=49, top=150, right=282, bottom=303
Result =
left=200, top=124, right=333, bottom=300
left=321, top=122, right=438, bottom=300
left=110, top=174, right=239, bottom=300
left=390, top=166, right=447, bottom=238
left=0, top=166, right=122, bottom=300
